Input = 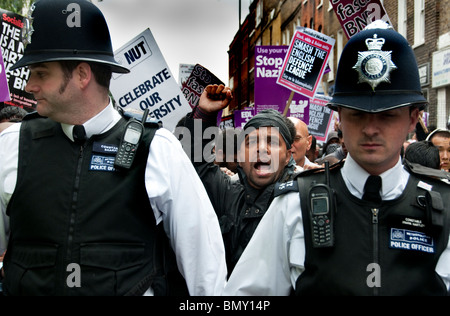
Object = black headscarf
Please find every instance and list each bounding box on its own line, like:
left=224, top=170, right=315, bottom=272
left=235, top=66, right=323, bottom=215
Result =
left=240, top=109, right=293, bottom=149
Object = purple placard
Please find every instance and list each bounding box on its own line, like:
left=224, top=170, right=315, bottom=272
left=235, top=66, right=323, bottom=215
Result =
left=234, top=108, right=255, bottom=129
left=254, top=46, right=309, bottom=123
left=1, top=9, right=36, bottom=110
left=0, top=49, right=10, bottom=102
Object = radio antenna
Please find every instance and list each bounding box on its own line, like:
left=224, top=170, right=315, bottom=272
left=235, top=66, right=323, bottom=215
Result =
left=141, top=109, right=149, bottom=123
left=324, top=161, right=330, bottom=186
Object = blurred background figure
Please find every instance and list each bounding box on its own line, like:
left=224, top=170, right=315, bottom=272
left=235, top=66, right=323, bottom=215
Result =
left=427, top=129, right=450, bottom=172
left=404, top=140, right=441, bottom=170
left=214, top=128, right=240, bottom=176
left=288, top=117, right=321, bottom=171
left=0, top=106, right=28, bottom=134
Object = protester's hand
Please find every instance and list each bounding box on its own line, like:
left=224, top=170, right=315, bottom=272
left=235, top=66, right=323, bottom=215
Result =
left=199, top=84, right=233, bottom=114
left=303, top=163, right=323, bottom=171
left=220, top=167, right=235, bottom=177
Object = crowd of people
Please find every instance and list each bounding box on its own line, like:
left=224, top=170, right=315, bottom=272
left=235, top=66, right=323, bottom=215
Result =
left=0, top=0, right=449, bottom=296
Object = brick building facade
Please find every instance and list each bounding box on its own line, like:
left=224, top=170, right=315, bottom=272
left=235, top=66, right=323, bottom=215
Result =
left=228, top=0, right=450, bottom=130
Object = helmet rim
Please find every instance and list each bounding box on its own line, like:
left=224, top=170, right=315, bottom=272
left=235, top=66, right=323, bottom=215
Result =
left=10, top=50, right=130, bottom=74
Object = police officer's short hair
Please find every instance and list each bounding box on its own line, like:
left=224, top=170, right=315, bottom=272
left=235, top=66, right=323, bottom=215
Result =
left=59, top=61, right=112, bottom=89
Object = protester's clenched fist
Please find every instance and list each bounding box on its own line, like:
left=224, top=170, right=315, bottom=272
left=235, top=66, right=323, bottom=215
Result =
left=199, top=84, right=233, bottom=113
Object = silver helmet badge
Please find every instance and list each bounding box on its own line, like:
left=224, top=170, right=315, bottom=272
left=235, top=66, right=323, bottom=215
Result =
left=353, top=34, right=397, bottom=91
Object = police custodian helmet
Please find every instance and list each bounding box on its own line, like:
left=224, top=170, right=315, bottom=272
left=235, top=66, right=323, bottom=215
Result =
left=11, top=0, right=129, bottom=74
left=328, top=20, right=427, bottom=113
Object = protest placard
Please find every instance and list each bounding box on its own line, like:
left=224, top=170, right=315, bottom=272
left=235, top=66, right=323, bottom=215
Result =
left=0, top=9, right=36, bottom=109
left=218, top=114, right=234, bottom=130
left=234, top=108, right=255, bottom=130
left=277, top=28, right=335, bottom=104
left=330, top=0, right=391, bottom=39
left=0, top=47, right=10, bottom=103
left=181, top=64, right=224, bottom=109
left=110, top=28, right=191, bottom=132
left=308, top=96, right=335, bottom=143
left=179, top=63, right=195, bottom=88
left=255, top=46, right=310, bottom=123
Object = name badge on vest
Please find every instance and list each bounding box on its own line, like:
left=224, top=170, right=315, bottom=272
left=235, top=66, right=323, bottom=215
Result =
left=389, top=228, right=435, bottom=254
left=90, top=142, right=119, bottom=172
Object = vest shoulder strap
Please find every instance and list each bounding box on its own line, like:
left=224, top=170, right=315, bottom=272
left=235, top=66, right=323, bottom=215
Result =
left=142, top=120, right=161, bottom=151
left=404, top=160, right=450, bottom=184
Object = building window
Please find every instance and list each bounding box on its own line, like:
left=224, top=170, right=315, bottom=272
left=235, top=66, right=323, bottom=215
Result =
left=398, top=0, right=407, bottom=38
left=283, top=29, right=291, bottom=45
left=414, top=0, right=425, bottom=47
left=337, top=30, right=344, bottom=59
left=328, top=46, right=334, bottom=82
left=437, top=88, right=448, bottom=129
left=317, top=0, right=323, bottom=9
left=256, top=0, right=263, bottom=27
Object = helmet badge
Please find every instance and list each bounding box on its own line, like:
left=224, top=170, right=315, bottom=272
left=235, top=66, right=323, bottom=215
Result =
left=353, top=34, right=397, bottom=91
left=22, top=2, right=36, bottom=48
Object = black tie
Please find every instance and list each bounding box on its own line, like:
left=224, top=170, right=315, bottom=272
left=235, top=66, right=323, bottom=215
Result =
left=73, top=125, right=87, bottom=144
left=362, top=175, right=382, bottom=204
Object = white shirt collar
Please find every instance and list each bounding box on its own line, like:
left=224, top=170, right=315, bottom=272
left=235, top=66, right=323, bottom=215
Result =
left=61, top=102, right=122, bottom=142
left=341, top=154, right=410, bottom=200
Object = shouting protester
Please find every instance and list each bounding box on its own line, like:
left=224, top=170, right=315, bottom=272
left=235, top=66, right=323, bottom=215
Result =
left=181, top=84, right=296, bottom=275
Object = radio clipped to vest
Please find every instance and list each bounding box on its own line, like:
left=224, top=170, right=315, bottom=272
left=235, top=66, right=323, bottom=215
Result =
left=114, top=109, right=149, bottom=169
left=308, top=162, right=337, bottom=248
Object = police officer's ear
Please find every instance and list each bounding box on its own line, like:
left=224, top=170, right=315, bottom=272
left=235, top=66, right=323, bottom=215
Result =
left=408, top=106, right=421, bottom=134
left=74, top=62, right=93, bottom=90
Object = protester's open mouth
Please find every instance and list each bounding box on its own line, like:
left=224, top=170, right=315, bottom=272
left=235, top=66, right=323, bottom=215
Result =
left=254, top=162, right=272, bottom=175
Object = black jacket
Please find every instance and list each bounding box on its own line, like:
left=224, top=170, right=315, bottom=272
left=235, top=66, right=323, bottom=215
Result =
left=183, top=112, right=295, bottom=274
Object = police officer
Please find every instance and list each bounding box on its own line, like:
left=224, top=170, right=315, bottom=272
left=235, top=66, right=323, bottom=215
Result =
left=0, top=0, right=226, bottom=296
left=224, top=21, right=450, bottom=296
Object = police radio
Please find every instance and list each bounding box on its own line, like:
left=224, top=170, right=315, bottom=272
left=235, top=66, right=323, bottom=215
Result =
left=114, top=109, right=149, bottom=169
left=308, top=161, right=335, bottom=248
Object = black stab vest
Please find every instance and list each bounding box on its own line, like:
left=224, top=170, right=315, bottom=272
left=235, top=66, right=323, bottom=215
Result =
left=3, top=114, right=186, bottom=296
left=296, top=166, right=450, bottom=296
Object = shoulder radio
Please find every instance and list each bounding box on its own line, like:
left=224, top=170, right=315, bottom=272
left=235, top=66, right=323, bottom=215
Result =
left=114, top=109, right=149, bottom=169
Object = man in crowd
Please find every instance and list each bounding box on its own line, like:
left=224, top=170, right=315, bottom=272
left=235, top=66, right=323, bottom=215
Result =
left=288, top=117, right=321, bottom=171
left=182, top=85, right=296, bottom=274
left=427, top=129, right=450, bottom=172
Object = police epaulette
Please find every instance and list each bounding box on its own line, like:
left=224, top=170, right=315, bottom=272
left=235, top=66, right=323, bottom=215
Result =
left=274, top=180, right=299, bottom=197
left=404, top=160, right=450, bottom=185
left=144, top=119, right=162, bottom=129
left=295, top=159, right=345, bottom=179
